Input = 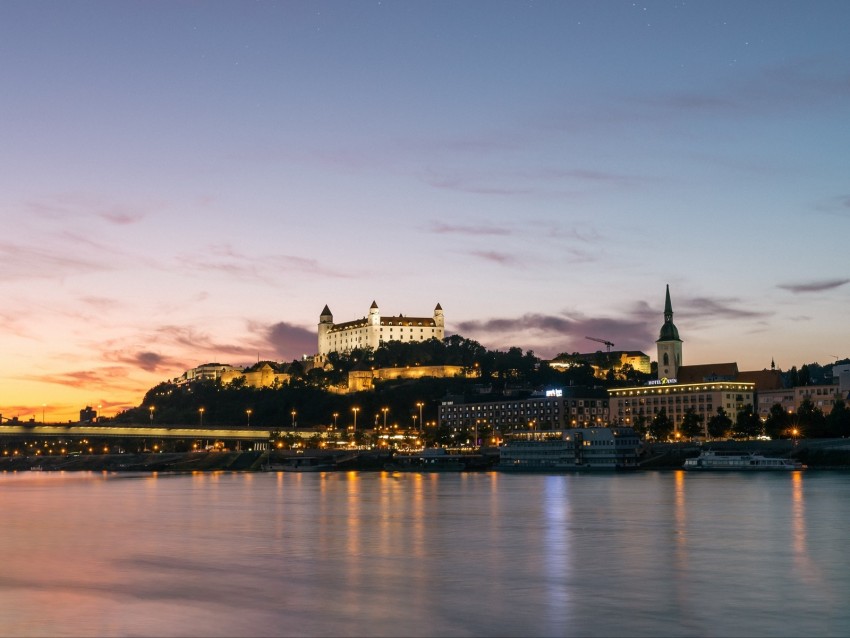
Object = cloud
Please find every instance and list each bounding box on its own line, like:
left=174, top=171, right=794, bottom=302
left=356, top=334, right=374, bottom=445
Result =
left=814, top=194, right=850, bottom=217
left=16, top=366, right=138, bottom=393
left=155, top=325, right=257, bottom=359
left=176, top=244, right=354, bottom=283
left=778, top=279, right=850, bottom=294
left=468, top=250, right=519, bottom=266
left=455, top=311, right=655, bottom=358
left=429, top=222, right=512, bottom=236
left=680, top=296, right=769, bottom=321
left=424, top=165, right=640, bottom=197
left=109, top=351, right=168, bottom=373
left=265, top=322, right=316, bottom=361
left=0, top=240, right=110, bottom=282
left=656, top=55, right=850, bottom=117
left=24, top=194, right=150, bottom=225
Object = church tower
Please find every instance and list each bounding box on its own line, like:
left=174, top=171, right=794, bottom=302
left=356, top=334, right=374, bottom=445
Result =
left=656, top=285, right=682, bottom=380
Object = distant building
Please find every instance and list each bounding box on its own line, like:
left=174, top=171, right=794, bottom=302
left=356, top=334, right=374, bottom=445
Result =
left=608, top=286, right=759, bottom=432
left=176, top=362, right=241, bottom=385
left=317, top=301, right=445, bottom=357
left=346, top=365, right=472, bottom=393
left=438, top=386, right=610, bottom=434
left=548, top=350, right=651, bottom=378
left=609, top=380, right=755, bottom=432
left=220, top=361, right=291, bottom=389
left=79, top=406, right=98, bottom=423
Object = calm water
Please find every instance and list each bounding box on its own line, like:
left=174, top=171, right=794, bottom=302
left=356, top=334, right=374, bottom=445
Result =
left=1, top=469, right=849, bottom=637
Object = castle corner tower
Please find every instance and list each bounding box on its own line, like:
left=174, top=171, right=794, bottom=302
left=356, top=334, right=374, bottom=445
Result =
left=656, top=285, right=682, bottom=380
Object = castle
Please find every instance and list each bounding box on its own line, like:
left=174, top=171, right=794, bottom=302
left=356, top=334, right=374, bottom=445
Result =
left=317, top=301, right=445, bottom=357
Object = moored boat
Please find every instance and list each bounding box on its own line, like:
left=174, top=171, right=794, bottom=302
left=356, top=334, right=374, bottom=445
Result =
left=384, top=448, right=466, bottom=472
left=683, top=450, right=804, bottom=471
left=498, top=427, right=641, bottom=472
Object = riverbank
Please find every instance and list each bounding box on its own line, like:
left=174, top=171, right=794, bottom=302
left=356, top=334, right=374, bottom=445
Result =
left=4, top=440, right=850, bottom=472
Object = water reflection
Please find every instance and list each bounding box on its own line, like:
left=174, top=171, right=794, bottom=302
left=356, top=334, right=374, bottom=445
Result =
left=2, top=471, right=850, bottom=637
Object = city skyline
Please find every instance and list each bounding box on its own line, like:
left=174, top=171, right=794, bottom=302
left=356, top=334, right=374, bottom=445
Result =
left=1, top=1, right=848, bottom=422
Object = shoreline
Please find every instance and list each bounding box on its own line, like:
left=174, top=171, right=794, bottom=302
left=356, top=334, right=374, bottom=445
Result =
left=3, top=440, right=850, bottom=472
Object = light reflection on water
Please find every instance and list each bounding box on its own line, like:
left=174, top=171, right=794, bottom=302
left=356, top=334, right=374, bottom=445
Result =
left=1, top=470, right=849, bottom=637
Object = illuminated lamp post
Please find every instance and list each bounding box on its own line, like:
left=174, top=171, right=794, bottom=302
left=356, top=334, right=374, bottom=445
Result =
left=199, top=407, right=205, bottom=427
left=351, top=407, right=359, bottom=436
left=291, top=409, right=297, bottom=430
left=333, top=412, right=339, bottom=430
left=416, top=402, right=424, bottom=433
left=382, top=407, right=389, bottom=430
left=246, top=409, right=252, bottom=427
left=149, top=406, right=155, bottom=425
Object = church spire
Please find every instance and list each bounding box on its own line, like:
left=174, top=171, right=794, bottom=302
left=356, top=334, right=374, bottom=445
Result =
left=657, top=284, right=681, bottom=343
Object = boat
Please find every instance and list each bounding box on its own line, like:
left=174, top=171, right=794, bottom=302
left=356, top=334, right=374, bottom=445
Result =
left=384, top=448, right=466, bottom=472
left=498, top=427, right=641, bottom=472
left=683, top=450, right=805, bottom=471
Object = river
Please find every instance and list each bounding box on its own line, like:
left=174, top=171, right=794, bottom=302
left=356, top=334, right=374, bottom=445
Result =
left=1, top=469, right=848, bottom=637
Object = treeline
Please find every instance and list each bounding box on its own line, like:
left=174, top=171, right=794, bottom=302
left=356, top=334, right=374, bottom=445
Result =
left=113, top=336, right=653, bottom=429
left=627, top=398, right=850, bottom=441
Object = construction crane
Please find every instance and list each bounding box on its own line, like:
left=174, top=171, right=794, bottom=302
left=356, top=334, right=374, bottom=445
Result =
left=585, top=336, right=614, bottom=353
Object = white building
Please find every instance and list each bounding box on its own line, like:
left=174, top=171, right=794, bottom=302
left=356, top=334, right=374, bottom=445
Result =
left=317, top=301, right=444, bottom=357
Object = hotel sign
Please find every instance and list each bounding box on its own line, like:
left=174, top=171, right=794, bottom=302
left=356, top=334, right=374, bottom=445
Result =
left=646, top=378, right=676, bottom=386
left=545, top=389, right=563, bottom=397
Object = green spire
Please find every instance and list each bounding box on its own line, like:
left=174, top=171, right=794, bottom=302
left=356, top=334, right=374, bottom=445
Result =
left=657, top=284, right=681, bottom=342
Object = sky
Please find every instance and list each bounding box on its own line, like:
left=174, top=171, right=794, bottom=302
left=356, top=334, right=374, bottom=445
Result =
left=1, top=0, right=848, bottom=422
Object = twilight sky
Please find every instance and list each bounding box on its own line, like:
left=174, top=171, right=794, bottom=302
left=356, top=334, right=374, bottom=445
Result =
left=1, top=0, right=848, bottom=421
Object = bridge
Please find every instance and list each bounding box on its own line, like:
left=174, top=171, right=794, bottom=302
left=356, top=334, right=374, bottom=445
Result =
left=0, top=423, right=288, bottom=443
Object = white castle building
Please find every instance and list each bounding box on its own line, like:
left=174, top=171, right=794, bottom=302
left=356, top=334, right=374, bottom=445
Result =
left=318, top=301, right=444, bottom=357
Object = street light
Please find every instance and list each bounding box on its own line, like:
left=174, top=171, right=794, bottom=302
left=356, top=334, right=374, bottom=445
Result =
left=246, top=409, right=252, bottom=427
left=149, top=406, right=155, bottom=425
left=333, top=412, right=338, bottom=430
left=416, top=402, right=424, bottom=433
left=382, top=407, right=389, bottom=430
left=199, top=407, right=205, bottom=427
left=351, top=407, right=359, bottom=434
left=291, top=409, right=297, bottom=430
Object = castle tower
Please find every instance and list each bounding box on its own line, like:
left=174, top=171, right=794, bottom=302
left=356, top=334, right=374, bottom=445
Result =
left=433, top=303, right=444, bottom=329
left=368, top=300, right=380, bottom=327
left=656, top=285, right=682, bottom=380
left=318, top=305, right=333, bottom=356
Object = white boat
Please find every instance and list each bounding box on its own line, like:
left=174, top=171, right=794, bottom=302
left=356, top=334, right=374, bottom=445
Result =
left=683, top=450, right=804, bottom=471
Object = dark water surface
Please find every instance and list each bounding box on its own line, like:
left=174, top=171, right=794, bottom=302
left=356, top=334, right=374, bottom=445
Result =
left=1, top=470, right=849, bottom=637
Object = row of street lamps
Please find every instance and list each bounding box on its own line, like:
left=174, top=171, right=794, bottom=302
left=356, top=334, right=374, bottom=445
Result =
left=147, top=403, right=432, bottom=432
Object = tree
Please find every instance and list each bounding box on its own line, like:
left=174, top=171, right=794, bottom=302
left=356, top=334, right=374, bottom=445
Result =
left=707, top=407, right=732, bottom=440
left=649, top=408, right=674, bottom=441
left=679, top=408, right=704, bottom=440
left=733, top=404, right=762, bottom=439
left=763, top=403, right=791, bottom=439
left=797, top=398, right=826, bottom=438
left=632, top=412, right=650, bottom=440
left=825, top=400, right=850, bottom=438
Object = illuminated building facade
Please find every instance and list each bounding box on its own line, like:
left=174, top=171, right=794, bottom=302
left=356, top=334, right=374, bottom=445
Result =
left=438, top=387, right=610, bottom=434
left=317, top=301, right=444, bottom=357
left=609, top=381, right=755, bottom=432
